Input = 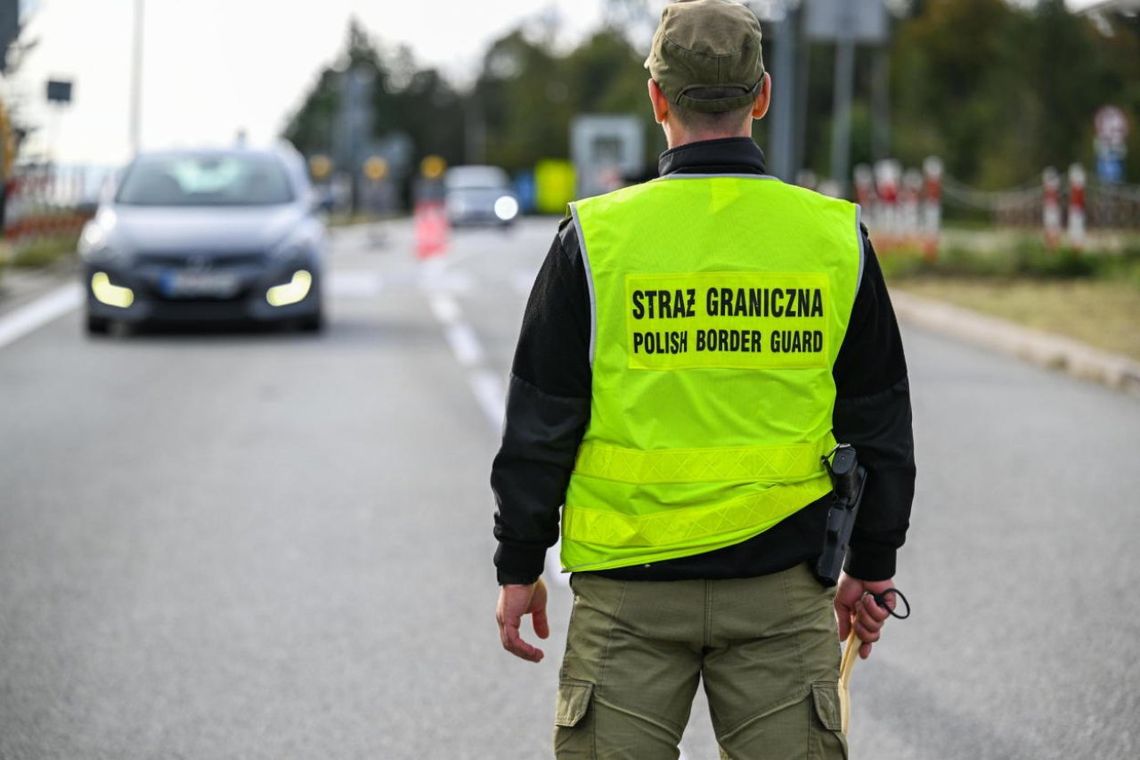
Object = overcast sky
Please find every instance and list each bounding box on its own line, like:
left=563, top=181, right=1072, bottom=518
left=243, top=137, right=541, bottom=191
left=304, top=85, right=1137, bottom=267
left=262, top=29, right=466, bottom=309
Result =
left=6, top=0, right=1109, bottom=168
left=9, top=0, right=612, bottom=166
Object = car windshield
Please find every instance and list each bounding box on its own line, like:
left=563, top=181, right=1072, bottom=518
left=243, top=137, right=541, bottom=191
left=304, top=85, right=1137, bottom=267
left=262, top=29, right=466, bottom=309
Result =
left=445, top=166, right=509, bottom=191
left=115, top=154, right=294, bottom=206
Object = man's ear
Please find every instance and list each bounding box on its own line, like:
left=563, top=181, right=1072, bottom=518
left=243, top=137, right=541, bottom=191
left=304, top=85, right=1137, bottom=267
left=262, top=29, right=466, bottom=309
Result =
left=648, top=79, right=670, bottom=124
left=752, top=73, right=772, bottom=120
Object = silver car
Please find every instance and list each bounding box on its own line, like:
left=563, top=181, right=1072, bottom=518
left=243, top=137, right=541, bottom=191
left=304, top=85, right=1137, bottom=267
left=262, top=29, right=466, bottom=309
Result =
left=79, top=145, right=325, bottom=334
left=444, top=165, right=519, bottom=227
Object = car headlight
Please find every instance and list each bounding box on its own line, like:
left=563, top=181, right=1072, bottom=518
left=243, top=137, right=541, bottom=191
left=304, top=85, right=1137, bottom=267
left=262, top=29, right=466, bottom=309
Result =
left=78, top=221, right=118, bottom=261
left=271, top=228, right=319, bottom=260
left=494, top=195, right=519, bottom=221
left=78, top=208, right=124, bottom=259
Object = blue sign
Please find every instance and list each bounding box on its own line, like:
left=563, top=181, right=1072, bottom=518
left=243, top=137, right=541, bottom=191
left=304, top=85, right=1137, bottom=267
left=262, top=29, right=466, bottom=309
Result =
left=1097, top=155, right=1124, bottom=184
left=513, top=171, right=536, bottom=214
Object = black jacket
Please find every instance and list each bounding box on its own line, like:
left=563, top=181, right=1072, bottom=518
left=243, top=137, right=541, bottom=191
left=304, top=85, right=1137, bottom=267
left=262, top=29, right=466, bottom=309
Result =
left=491, top=137, right=915, bottom=585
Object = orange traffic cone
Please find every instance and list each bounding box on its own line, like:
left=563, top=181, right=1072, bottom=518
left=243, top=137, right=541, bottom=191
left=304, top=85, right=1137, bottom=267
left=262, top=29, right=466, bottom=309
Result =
left=415, top=201, right=449, bottom=259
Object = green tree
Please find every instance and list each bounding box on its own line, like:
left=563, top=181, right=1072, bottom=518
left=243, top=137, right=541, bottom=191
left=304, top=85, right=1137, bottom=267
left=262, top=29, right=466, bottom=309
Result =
left=283, top=19, right=465, bottom=174
left=474, top=29, right=569, bottom=170
left=283, top=5, right=1140, bottom=195
left=889, top=0, right=1140, bottom=187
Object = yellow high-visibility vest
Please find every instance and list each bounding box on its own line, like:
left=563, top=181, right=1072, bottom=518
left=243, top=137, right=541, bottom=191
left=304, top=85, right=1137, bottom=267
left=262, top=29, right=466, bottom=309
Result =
left=562, top=174, right=863, bottom=572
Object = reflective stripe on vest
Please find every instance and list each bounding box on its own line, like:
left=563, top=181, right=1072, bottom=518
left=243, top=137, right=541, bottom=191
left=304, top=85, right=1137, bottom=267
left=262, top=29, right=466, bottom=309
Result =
left=562, top=175, right=862, bottom=573
left=574, top=436, right=837, bottom=485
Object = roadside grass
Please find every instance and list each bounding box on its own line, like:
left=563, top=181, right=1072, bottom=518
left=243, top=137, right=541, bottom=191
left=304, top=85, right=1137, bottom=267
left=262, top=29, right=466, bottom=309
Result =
left=881, top=240, right=1140, bottom=360
left=9, top=235, right=80, bottom=269
left=326, top=212, right=385, bottom=228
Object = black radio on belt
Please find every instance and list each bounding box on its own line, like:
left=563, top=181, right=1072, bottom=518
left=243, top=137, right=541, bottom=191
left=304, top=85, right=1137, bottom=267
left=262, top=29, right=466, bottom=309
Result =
left=815, top=444, right=867, bottom=587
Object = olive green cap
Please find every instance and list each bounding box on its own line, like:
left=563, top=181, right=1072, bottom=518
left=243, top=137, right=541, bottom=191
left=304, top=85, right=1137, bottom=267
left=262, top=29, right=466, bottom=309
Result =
left=644, top=0, right=765, bottom=113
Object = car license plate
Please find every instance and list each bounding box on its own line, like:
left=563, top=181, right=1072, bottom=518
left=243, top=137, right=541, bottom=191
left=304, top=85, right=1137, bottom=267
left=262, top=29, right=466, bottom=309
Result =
left=161, top=270, right=240, bottom=298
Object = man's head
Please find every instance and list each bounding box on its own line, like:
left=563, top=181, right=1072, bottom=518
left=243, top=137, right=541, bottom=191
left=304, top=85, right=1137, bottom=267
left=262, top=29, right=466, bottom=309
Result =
left=644, top=0, right=772, bottom=147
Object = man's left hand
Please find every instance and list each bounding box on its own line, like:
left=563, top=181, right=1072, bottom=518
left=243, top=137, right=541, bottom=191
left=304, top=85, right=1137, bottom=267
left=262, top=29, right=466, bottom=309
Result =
left=496, top=578, right=549, bottom=663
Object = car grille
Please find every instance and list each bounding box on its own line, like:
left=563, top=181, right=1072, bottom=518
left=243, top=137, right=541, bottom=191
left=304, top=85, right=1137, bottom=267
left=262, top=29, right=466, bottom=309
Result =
left=136, top=251, right=266, bottom=268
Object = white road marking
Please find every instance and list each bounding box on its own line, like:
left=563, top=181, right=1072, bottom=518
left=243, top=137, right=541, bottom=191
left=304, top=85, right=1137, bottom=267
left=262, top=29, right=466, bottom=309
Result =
left=422, top=263, right=569, bottom=589
left=328, top=270, right=383, bottom=298
left=469, top=369, right=506, bottom=429
left=427, top=294, right=461, bottom=326
left=444, top=323, right=484, bottom=367
left=0, top=284, right=83, bottom=351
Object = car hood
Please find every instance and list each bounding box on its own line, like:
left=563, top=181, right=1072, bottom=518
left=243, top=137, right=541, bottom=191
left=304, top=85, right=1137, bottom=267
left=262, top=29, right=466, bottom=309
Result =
left=107, top=204, right=307, bottom=252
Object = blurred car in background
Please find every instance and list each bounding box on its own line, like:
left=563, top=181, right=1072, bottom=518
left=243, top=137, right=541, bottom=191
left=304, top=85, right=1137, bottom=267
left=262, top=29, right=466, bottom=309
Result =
left=79, top=145, right=325, bottom=334
left=444, top=165, right=518, bottom=227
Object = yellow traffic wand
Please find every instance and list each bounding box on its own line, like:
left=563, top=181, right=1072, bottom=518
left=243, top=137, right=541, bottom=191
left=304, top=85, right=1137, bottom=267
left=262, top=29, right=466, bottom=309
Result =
left=838, top=629, right=860, bottom=734
left=837, top=588, right=910, bottom=735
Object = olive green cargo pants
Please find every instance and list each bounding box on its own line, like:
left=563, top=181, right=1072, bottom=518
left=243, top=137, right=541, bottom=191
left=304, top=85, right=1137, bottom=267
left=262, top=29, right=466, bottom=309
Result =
left=553, top=563, right=846, bottom=760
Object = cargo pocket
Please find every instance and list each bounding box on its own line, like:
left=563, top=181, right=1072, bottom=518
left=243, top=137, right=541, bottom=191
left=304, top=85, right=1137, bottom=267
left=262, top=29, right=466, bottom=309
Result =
left=555, top=679, right=594, bottom=727
left=810, top=682, right=848, bottom=760
left=553, top=679, right=595, bottom=759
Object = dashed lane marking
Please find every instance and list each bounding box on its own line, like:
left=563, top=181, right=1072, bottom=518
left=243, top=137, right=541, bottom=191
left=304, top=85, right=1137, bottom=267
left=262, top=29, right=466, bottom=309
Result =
left=423, top=274, right=568, bottom=588
left=427, top=294, right=461, bottom=326
left=0, top=284, right=82, bottom=351
left=444, top=323, right=484, bottom=368
left=470, top=369, right=506, bottom=430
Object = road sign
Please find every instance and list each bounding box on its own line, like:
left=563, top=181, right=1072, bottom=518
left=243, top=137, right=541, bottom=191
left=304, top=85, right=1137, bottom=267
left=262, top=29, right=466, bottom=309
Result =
left=362, top=156, right=388, bottom=182
left=1094, top=105, right=1129, bottom=183
left=420, top=155, right=446, bottom=180
left=570, top=115, right=643, bottom=199
left=0, top=0, right=17, bottom=74
left=534, top=159, right=575, bottom=215
left=1096, top=153, right=1124, bottom=184
left=46, top=79, right=73, bottom=104
left=308, top=154, right=332, bottom=181
left=1095, top=105, right=1129, bottom=147
left=805, top=0, right=888, bottom=43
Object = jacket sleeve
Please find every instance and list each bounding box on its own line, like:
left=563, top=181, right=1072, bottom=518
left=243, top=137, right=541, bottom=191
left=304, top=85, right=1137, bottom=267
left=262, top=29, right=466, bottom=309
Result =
left=832, top=230, right=917, bottom=581
left=490, top=221, right=592, bottom=585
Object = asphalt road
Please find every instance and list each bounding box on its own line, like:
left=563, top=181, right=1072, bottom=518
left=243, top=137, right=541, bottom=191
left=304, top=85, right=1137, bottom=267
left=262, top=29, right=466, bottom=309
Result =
left=1, top=218, right=1137, bottom=759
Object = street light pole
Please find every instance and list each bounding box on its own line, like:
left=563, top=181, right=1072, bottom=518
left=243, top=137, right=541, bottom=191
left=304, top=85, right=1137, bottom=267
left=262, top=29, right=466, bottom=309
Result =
left=129, top=0, right=144, bottom=155
left=768, top=1, right=799, bottom=182
left=829, top=21, right=855, bottom=195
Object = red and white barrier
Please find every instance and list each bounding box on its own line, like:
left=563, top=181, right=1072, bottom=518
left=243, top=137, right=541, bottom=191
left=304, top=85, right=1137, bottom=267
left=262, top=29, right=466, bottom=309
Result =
left=874, top=160, right=901, bottom=239
left=852, top=157, right=944, bottom=255
left=1067, top=164, right=1086, bottom=249
left=1043, top=167, right=1062, bottom=247
left=922, top=156, right=943, bottom=257
left=900, top=168, right=923, bottom=242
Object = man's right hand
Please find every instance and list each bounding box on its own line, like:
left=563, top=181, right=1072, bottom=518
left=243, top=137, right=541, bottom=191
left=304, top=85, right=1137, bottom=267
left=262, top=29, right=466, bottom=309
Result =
left=834, top=572, right=895, bottom=660
left=496, top=578, right=550, bottom=663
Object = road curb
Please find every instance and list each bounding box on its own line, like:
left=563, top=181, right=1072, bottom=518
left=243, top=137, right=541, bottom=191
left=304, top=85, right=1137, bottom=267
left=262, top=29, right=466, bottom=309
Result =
left=0, top=258, right=79, bottom=319
left=892, top=290, right=1140, bottom=396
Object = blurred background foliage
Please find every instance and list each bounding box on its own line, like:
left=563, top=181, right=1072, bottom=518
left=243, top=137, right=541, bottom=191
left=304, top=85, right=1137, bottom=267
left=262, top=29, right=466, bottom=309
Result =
left=284, top=0, right=1140, bottom=189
